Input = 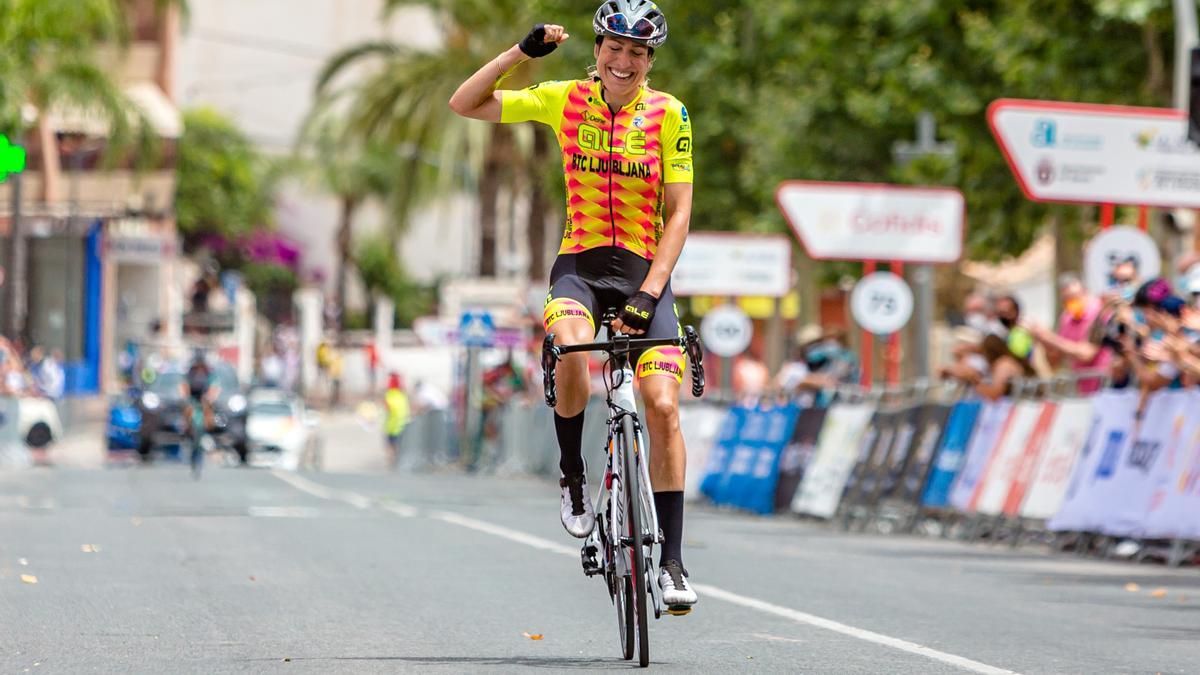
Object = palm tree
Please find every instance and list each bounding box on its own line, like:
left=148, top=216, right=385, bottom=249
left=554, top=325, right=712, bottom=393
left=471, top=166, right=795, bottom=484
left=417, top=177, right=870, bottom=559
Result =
left=311, top=0, right=572, bottom=279
left=296, top=113, right=405, bottom=329
left=0, top=0, right=175, bottom=200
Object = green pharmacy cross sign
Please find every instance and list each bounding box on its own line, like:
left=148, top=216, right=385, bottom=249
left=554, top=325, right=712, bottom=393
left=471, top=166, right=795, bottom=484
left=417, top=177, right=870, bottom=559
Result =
left=0, top=135, right=26, bottom=183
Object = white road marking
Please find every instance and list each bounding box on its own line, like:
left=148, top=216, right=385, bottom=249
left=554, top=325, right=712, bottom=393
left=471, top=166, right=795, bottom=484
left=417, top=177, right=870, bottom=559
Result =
left=273, top=472, right=1019, bottom=674
left=429, top=510, right=578, bottom=557
left=246, top=506, right=321, bottom=518
left=271, top=470, right=388, bottom=512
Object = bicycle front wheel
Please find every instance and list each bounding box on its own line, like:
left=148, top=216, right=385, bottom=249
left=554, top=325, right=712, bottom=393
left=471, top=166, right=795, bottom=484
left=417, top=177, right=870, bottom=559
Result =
left=621, top=416, right=650, bottom=667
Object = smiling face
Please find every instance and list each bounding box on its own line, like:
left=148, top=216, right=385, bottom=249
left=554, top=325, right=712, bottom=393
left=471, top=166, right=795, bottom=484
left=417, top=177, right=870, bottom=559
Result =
left=594, top=35, right=653, bottom=105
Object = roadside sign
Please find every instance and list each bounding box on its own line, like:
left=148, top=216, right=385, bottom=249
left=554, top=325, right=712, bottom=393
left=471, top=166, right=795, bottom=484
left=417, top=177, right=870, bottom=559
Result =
left=672, top=233, right=792, bottom=297
left=1082, top=226, right=1162, bottom=295
left=0, top=135, right=25, bottom=183
left=988, top=99, right=1200, bottom=208
left=700, top=305, right=753, bottom=357
left=850, top=272, right=913, bottom=336
left=458, top=310, right=496, bottom=348
left=775, top=181, right=965, bottom=264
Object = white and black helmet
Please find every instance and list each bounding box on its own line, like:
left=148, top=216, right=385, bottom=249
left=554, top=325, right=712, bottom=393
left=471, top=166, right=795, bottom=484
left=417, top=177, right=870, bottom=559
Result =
left=592, top=0, right=668, bottom=49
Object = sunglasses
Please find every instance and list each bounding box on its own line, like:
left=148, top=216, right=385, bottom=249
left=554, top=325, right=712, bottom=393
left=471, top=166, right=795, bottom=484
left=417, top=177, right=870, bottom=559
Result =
left=604, top=13, right=657, bottom=40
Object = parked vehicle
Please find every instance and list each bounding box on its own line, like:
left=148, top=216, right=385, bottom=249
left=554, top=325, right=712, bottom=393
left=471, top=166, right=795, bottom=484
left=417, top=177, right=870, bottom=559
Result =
left=245, top=388, right=321, bottom=470
left=130, top=360, right=249, bottom=463
left=15, top=397, right=63, bottom=448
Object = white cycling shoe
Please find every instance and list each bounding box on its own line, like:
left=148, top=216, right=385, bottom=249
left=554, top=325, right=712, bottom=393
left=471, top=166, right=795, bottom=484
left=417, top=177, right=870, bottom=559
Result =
left=659, top=559, right=698, bottom=612
left=559, top=466, right=596, bottom=538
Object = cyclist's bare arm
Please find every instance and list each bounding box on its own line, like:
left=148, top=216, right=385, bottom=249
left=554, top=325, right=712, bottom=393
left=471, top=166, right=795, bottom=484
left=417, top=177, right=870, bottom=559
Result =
left=448, top=24, right=569, bottom=121
left=613, top=182, right=691, bottom=334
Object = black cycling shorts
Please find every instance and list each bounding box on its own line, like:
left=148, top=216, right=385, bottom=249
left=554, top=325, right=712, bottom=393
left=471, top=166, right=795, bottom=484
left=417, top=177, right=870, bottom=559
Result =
left=542, top=248, right=684, bottom=383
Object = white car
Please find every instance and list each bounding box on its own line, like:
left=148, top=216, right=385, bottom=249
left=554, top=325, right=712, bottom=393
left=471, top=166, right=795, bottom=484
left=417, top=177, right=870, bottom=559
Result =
left=16, top=396, right=63, bottom=448
left=245, top=389, right=320, bottom=470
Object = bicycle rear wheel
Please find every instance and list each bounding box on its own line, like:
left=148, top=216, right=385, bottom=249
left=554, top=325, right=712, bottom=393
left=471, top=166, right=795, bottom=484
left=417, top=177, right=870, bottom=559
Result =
left=621, top=416, right=650, bottom=667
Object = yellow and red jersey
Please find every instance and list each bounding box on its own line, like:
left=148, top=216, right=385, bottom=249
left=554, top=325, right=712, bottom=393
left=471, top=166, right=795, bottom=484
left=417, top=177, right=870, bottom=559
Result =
left=501, top=78, right=693, bottom=261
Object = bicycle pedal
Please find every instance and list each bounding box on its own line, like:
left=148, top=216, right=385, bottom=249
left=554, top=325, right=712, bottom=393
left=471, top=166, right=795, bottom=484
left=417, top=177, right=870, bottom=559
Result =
left=666, top=605, right=692, bottom=616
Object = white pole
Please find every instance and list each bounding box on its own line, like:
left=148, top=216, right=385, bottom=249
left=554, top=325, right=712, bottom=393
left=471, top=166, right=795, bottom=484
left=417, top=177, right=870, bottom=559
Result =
left=1174, top=0, right=1199, bottom=110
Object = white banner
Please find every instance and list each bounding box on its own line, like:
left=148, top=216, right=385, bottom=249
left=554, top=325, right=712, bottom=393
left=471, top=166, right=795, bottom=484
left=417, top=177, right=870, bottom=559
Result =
left=1100, top=390, right=1192, bottom=537
left=989, top=99, right=1200, bottom=208
left=970, top=401, right=1049, bottom=516
left=1020, top=398, right=1094, bottom=520
left=680, top=404, right=734, bottom=502
left=1142, top=390, right=1200, bottom=539
left=1047, top=389, right=1139, bottom=532
left=672, top=233, right=792, bottom=297
left=775, top=181, right=965, bottom=263
left=948, top=399, right=1014, bottom=512
left=791, top=402, right=876, bottom=518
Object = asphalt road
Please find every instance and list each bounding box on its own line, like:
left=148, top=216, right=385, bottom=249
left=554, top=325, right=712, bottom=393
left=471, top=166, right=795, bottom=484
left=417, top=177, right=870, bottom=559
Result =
left=2, top=457, right=1198, bottom=673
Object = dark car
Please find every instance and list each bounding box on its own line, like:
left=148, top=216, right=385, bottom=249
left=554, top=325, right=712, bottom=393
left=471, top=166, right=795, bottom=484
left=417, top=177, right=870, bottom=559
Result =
left=136, top=363, right=249, bottom=463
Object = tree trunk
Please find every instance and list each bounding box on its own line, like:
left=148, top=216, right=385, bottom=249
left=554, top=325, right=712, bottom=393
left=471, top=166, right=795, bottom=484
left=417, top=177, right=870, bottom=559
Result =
left=335, top=196, right=356, bottom=331
left=527, top=128, right=550, bottom=282
left=478, top=125, right=513, bottom=277
left=37, top=114, right=62, bottom=203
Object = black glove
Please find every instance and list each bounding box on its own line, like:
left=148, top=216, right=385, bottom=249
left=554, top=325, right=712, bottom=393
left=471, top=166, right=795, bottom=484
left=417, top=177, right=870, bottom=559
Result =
left=617, top=291, right=658, bottom=334
left=518, top=24, right=559, bottom=58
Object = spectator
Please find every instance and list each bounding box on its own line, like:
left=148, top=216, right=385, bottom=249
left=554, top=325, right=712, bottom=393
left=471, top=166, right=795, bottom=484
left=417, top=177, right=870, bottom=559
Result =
left=960, top=292, right=1004, bottom=336
left=29, top=347, right=65, bottom=400
left=939, top=326, right=989, bottom=384
left=259, top=344, right=285, bottom=388
left=974, top=334, right=1036, bottom=400
left=1024, top=273, right=1112, bottom=392
left=994, top=294, right=1034, bottom=364
left=384, top=373, right=410, bottom=467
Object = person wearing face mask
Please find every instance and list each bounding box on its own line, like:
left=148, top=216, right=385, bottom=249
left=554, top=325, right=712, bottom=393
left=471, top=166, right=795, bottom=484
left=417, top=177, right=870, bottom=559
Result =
left=449, top=1, right=699, bottom=610
left=1024, top=273, right=1112, bottom=392
left=993, top=294, right=1034, bottom=364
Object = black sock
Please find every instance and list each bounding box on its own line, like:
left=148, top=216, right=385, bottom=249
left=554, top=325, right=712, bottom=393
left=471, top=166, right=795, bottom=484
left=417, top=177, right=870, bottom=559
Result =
left=655, top=491, right=685, bottom=566
left=554, top=411, right=586, bottom=477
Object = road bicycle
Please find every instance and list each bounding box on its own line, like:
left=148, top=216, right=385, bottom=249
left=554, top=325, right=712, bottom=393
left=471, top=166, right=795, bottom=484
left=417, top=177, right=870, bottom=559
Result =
left=541, top=317, right=704, bottom=667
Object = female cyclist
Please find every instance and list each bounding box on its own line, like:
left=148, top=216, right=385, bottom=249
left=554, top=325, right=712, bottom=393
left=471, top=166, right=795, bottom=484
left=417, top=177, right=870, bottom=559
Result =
left=449, top=0, right=697, bottom=609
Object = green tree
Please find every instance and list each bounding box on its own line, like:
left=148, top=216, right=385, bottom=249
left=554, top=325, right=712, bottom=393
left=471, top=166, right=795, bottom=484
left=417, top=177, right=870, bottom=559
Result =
left=355, top=233, right=435, bottom=327
left=175, top=107, right=272, bottom=244
left=0, top=0, right=177, bottom=197
left=295, top=112, right=402, bottom=329
left=313, top=0, right=562, bottom=277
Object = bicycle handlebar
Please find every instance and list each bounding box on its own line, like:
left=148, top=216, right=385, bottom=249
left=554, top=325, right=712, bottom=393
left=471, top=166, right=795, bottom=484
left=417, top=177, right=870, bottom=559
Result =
left=542, top=327, right=706, bottom=408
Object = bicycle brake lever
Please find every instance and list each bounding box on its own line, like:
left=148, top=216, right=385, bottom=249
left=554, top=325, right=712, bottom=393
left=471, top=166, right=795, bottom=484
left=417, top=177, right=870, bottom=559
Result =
left=542, top=333, right=558, bottom=408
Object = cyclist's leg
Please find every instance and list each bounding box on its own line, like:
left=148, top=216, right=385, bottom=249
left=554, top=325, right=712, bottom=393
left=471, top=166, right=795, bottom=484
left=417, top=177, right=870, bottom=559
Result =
left=635, top=287, right=696, bottom=604
left=545, top=257, right=600, bottom=475
left=545, top=261, right=601, bottom=538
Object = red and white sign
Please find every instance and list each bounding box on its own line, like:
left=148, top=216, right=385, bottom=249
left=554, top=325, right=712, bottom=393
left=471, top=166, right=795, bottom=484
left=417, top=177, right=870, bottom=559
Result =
left=775, top=181, right=965, bottom=264
left=988, top=99, right=1200, bottom=208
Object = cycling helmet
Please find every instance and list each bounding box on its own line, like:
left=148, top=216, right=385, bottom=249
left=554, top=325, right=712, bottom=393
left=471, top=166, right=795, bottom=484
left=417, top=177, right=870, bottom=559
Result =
left=593, top=0, right=668, bottom=49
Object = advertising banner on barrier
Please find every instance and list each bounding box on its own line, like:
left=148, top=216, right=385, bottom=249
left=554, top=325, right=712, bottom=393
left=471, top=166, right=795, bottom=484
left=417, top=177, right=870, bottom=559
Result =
left=922, top=401, right=983, bottom=508
left=700, top=407, right=746, bottom=502
left=1142, top=390, right=1200, bottom=539
left=971, top=401, right=1053, bottom=516
left=1047, top=389, right=1138, bottom=532
left=680, top=404, right=733, bottom=502
left=841, top=409, right=900, bottom=510
left=1019, top=398, right=1094, bottom=519
left=700, top=404, right=799, bottom=514
left=1100, top=390, right=1191, bottom=537
left=774, top=406, right=828, bottom=512
left=896, top=403, right=953, bottom=505
left=948, top=399, right=1015, bottom=512
left=792, top=402, right=876, bottom=518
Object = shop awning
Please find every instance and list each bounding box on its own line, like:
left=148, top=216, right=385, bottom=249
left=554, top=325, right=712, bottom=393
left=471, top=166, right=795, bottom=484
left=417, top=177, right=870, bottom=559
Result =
left=48, top=81, right=182, bottom=139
